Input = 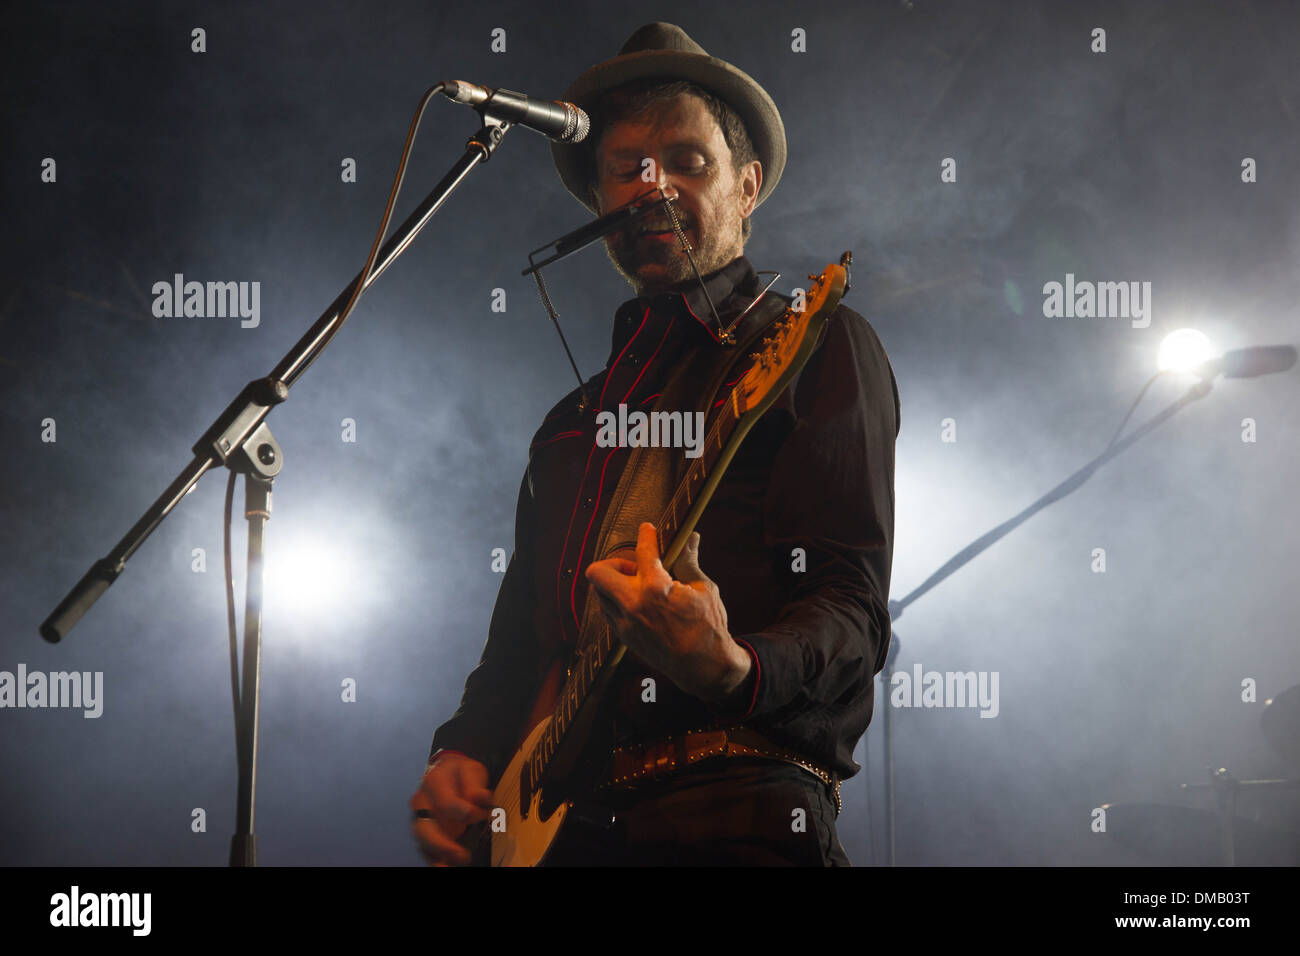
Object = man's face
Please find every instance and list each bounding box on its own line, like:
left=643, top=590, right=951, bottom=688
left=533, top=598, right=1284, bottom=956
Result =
left=592, top=93, right=761, bottom=294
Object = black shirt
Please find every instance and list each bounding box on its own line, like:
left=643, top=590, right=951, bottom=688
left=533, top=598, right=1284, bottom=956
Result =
left=429, top=254, right=900, bottom=782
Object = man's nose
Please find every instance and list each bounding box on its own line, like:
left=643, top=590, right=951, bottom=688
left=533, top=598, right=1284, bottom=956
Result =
left=654, top=172, right=680, bottom=202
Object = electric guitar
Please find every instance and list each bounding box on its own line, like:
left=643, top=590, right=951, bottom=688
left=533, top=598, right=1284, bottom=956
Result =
left=465, top=256, right=850, bottom=866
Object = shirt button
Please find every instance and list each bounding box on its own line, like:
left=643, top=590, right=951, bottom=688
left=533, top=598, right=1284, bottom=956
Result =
left=583, top=495, right=594, bottom=508
left=626, top=353, right=639, bottom=365
left=563, top=568, right=574, bottom=579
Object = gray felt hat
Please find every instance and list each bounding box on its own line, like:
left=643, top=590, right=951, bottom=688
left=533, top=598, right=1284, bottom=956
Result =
left=550, top=22, right=787, bottom=214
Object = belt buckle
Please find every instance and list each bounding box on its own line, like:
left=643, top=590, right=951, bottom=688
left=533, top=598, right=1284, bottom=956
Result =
left=645, top=738, right=676, bottom=780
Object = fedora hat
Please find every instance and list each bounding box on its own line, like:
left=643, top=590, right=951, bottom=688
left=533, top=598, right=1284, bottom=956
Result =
left=550, top=21, right=787, bottom=214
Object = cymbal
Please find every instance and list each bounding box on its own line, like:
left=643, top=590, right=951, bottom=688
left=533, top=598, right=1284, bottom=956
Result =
left=1101, top=802, right=1299, bottom=866
left=1263, top=685, right=1300, bottom=767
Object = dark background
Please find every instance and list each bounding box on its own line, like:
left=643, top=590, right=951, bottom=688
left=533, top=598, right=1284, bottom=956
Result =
left=1, top=0, right=1296, bottom=866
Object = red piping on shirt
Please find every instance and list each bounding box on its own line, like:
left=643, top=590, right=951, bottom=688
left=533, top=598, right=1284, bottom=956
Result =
left=567, top=315, right=677, bottom=629
left=599, top=304, right=651, bottom=409
left=568, top=446, right=619, bottom=629
left=554, top=305, right=653, bottom=622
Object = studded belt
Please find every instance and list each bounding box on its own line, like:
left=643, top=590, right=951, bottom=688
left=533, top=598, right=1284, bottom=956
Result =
left=601, top=726, right=842, bottom=816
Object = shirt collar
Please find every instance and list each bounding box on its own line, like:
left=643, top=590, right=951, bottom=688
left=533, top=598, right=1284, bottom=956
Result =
left=609, top=255, right=761, bottom=359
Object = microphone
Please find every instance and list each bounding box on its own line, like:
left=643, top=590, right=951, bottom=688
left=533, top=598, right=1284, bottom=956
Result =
left=440, top=80, right=590, bottom=143
left=1194, top=345, right=1297, bottom=380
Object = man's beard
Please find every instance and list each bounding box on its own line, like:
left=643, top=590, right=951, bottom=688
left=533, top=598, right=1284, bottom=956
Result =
left=602, top=208, right=741, bottom=294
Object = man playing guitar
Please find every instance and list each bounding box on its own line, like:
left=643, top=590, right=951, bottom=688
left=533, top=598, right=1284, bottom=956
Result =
left=410, top=21, right=899, bottom=866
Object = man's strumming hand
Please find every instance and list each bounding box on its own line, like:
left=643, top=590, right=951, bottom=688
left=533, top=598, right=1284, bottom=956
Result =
left=585, top=522, right=752, bottom=703
left=409, top=752, right=493, bottom=867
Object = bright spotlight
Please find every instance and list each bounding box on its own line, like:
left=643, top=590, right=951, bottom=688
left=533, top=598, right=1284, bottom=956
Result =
left=262, top=539, right=359, bottom=616
left=1157, top=329, right=1216, bottom=373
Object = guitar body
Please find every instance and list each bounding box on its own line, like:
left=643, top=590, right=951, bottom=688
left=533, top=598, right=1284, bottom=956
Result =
left=473, top=716, right=570, bottom=867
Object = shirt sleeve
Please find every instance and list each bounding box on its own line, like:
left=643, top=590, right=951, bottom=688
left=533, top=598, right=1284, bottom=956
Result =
left=723, top=304, right=899, bottom=723
left=428, top=471, right=542, bottom=782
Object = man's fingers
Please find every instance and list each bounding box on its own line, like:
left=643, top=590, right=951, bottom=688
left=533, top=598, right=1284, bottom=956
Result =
left=635, top=522, right=665, bottom=578
left=439, top=788, right=490, bottom=825
left=411, top=794, right=479, bottom=864
left=672, top=532, right=706, bottom=583
left=672, top=532, right=718, bottom=595
left=585, top=560, right=635, bottom=599
left=584, top=556, right=637, bottom=585
left=422, top=766, right=490, bottom=825
left=418, top=787, right=485, bottom=827
left=411, top=755, right=494, bottom=865
left=451, top=765, right=496, bottom=813
left=412, top=818, right=472, bottom=865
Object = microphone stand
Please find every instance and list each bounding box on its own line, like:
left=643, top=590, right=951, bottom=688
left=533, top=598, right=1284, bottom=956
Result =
left=39, top=103, right=517, bottom=866
left=877, top=378, right=1215, bottom=865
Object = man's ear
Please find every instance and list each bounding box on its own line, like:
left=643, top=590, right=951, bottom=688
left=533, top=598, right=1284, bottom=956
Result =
left=739, top=160, right=762, bottom=217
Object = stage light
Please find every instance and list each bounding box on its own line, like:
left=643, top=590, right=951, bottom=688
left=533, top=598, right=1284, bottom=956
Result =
left=1157, top=329, right=1216, bottom=373
left=262, top=538, right=359, bottom=616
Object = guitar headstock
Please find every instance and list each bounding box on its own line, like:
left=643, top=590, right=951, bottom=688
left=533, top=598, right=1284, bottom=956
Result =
left=735, top=262, right=848, bottom=414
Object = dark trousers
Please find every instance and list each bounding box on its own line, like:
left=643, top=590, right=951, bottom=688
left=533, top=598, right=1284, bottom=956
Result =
left=540, top=757, right=850, bottom=866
